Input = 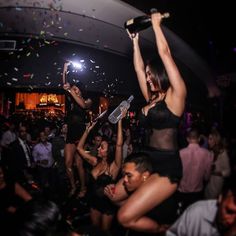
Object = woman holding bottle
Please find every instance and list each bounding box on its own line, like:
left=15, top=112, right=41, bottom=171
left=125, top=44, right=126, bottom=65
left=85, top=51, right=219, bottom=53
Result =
left=106, top=11, right=187, bottom=233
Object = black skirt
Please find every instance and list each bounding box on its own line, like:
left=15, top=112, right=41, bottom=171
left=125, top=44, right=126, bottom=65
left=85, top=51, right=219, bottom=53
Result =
left=141, top=146, right=182, bottom=183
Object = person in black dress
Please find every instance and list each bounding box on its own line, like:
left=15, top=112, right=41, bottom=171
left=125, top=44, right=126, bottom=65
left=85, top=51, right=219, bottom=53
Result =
left=77, top=112, right=125, bottom=234
left=62, top=62, right=92, bottom=196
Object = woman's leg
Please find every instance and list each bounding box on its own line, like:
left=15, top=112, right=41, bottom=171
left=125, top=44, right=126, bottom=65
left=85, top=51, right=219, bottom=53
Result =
left=75, top=152, right=86, bottom=197
left=117, top=174, right=177, bottom=233
left=64, top=143, right=76, bottom=194
left=101, top=214, right=114, bottom=232
left=90, top=208, right=102, bottom=227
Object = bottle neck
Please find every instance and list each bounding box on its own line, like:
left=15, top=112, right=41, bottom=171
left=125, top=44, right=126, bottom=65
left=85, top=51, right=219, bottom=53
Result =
left=127, top=95, right=134, bottom=103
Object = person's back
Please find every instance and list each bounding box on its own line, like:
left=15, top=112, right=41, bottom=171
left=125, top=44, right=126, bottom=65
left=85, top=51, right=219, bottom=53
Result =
left=179, top=128, right=213, bottom=193
left=177, top=128, right=213, bottom=211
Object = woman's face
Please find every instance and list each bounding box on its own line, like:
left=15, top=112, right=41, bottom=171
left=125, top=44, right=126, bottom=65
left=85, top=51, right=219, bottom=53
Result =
left=145, top=65, right=159, bottom=92
left=208, top=134, right=216, bottom=149
left=97, top=141, right=108, bottom=158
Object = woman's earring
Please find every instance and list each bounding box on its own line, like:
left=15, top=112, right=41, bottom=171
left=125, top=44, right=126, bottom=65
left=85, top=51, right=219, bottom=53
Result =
left=143, top=176, right=147, bottom=182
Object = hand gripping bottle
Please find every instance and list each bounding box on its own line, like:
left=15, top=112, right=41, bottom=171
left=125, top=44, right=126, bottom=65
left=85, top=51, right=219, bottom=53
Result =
left=124, top=8, right=170, bottom=34
left=108, top=95, right=134, bottom=124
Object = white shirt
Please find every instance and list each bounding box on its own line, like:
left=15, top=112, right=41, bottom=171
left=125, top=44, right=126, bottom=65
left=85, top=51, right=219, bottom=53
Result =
left=32, top=142, right=54, bottom=168
left=166, top=200, right=220, bottom=236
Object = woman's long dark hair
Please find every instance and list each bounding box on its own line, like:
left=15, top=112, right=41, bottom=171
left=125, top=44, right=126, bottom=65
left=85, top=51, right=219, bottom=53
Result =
left=146, top=57, right=170, bottom=93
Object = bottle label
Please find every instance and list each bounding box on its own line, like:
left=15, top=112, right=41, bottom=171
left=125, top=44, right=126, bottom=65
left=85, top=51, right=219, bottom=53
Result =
left=126, top=18, right=134, bottom=26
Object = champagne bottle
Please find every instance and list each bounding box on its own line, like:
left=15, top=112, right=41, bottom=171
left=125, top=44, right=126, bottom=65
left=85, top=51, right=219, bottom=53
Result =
left=124, top=15, right=152, bottom=34
left=124, top=9, right=169, bottom=34
left=108, top=95, right=134, bottom=124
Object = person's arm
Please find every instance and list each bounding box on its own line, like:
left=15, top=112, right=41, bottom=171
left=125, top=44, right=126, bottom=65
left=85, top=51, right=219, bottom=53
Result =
left=62, top=61, right=92, bottom=109
left=70, top=86, right=92, bottom=109
left=62, top=62, right=70, bottom=84
left=64, top=83, right=92, bottom=109
left=127, top=31, right=149, bottom=102
left=15, top=182, right=32, bottom=202
left=111, top=110, right=127, bottom=178
left=151, top=12, right=186, bottom=115
left=77, top=122, right=98, bottom=166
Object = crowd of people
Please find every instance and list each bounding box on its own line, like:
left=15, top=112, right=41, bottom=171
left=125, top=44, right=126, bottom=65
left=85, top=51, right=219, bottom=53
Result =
left=0, top=10, right=236, bottom=236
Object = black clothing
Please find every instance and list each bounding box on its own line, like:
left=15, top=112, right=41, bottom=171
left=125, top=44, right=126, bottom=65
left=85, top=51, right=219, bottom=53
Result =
left=87, top=173, right=117, bottom=215
left=0, top=181, right=15, bottom=213
left=139, top=100, right=180, bottom=130
left=7, top=139, right=33, bottom=183
left=146, top=192, right=178, bottom=224
left=138, top=100, right=182, bottom=183
left=65, top=96, right=87, bottom=144
left=142, top=146, right=182, bottom=183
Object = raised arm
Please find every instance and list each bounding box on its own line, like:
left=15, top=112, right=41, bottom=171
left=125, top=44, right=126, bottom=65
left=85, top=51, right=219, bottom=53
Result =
left=62, top=62, right=92, bottom=109
left=128, top=31, right=149, bottom=102
left=77, top=122, right=98, bottom=166
left=110, top=110, right=126, bottom=178
left=62, top=62, right=70, bottom=84
left=151, top=12, right=186, bottom=115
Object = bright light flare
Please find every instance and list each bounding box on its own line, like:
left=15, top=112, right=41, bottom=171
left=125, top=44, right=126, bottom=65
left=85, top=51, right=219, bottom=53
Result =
left=70, top=61, right=83, bottom=69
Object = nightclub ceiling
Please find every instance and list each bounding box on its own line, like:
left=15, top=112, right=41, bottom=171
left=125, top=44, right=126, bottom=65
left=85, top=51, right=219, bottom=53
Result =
left=0, top=0, right=220, bottom=105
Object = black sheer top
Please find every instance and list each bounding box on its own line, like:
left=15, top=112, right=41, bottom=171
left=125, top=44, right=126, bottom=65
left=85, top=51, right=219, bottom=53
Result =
left=139, top=100, right=181, bottom=150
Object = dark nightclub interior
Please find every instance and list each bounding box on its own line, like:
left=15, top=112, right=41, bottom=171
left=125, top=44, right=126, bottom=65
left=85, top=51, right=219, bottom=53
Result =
left=0, top=1, right=236, bottom=236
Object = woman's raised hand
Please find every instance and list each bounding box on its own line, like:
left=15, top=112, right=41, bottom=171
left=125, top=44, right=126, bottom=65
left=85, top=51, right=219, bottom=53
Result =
left=63, top=82, right=71, bottom=91
left=86, top=120, right=97, bottom=133
left=126, top=29, right=139, bottom=41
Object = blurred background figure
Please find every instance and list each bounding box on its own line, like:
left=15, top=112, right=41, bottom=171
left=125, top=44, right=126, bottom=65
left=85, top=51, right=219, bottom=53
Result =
left=205, top=128, right=231, bottom=199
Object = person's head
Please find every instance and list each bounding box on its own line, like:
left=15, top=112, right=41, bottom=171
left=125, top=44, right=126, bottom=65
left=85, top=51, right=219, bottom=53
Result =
left=97, top=137, right=114, bottom=164
left=44, top=126, right=51, bottom=137
left=122, top=152, right=153, bottom=192
left=39, top=131, right=47, bottom=143
left=186, top=128, right=200, bottom=144
left=217, top=175, right=236, bottom=234
left=18, top=125, right=28, bottom=141
left=92, top=133, right=102, bottom=148
left=15, top=199, right=61, bottom=236
left=145, top=57, right=170, bottom=94
left=9, top=122, right=16, bottom=131
left=208, top=128, right=226, bottom=154
left=61, top=123, right=68, bottom=136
